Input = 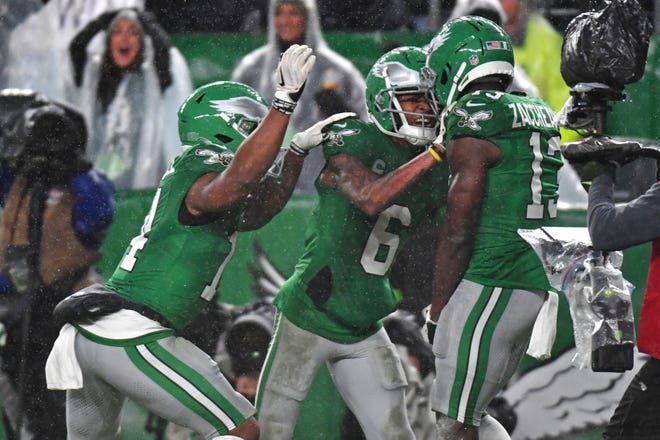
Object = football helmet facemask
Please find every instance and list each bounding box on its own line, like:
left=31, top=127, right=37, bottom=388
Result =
left=366, top=46, right=438, bottom=146
left=423, top=16, right=514, bottom=112
left=178, top=81, right=269, bottom=153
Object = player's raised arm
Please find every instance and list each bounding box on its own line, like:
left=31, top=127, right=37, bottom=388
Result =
left=240, top=112, right=356, bottom=231
left=185, top=44, right=315, bottom=215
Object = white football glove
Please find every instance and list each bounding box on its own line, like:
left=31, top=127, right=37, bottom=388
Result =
left=272, top=44, right=316, bottom=115
left=289, top=112, right=356, bottom=156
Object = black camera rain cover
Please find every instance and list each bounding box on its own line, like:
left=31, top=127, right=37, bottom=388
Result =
left=561, top=0, right=653, bottom=88
left=0, top=89, right=87, bottom=162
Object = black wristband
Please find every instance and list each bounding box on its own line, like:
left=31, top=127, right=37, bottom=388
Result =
left=272, top=98, right=296, bottom=115
left=288, top=142, right=308, bottom=157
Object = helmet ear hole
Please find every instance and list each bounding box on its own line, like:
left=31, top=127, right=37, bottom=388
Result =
left=440, top=69, right=449, bottom=85
left=214, top=133, right=233, bottom=144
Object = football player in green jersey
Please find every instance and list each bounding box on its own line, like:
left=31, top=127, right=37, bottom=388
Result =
left=255, top=46, right=449, bottom=440
left=44, top=44, right=325, bottom=440
left=423, top=16, right=562, bottom=439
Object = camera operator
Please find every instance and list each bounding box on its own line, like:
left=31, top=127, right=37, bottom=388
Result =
left=0, top=89, right=114, bottom=439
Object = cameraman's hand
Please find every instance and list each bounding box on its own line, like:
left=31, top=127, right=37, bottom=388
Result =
left=272, top=44, right=316, bottom=115
left=289, top=112, right=356, bottom=156
left=575, top=160, right=616, bottom=191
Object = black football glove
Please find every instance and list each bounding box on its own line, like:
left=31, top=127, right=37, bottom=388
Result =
left=561, top=136, right=642, bottom=167
left=561, top=136, right=647, bottom=191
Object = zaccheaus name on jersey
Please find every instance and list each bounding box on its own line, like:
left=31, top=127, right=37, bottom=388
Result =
left=509, top=102, right=556, bottom=130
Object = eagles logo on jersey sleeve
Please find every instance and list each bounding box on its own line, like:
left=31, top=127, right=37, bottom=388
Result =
left=322, top=117, right=365, bottom=158
left=446, top=91, right=506, bottom=141
left=166, top=143, right=234, bottom=182
left=447, top=91, right=558, bottom=143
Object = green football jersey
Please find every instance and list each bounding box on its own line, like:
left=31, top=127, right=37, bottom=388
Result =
left=446, top=90, right=562, bottom=291
left=274, top=119, right=449, bottom=343
left=106, top=143, right=245, bottom=331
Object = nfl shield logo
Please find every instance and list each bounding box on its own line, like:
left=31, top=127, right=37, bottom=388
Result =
left=469, top=55, right=479, bottom=65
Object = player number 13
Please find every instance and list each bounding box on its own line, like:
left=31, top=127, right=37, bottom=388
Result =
left=526, top=132, right=560, bottom=220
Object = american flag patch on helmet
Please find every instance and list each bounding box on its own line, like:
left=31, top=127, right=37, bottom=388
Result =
left=485, top=41, right=510, bottom=50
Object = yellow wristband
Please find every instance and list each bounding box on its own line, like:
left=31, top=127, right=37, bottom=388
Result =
left=428, top=146, right=443, bottom=163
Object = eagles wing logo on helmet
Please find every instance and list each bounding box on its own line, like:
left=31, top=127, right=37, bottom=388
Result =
left=428, top=31, right=450, bottom=52
left=454, top=107, right=493, bottom=131
left=178, top=81, right=268, bottom=151
left=208, top=97, right=268, bottom=122
left=371, top=63, right=388, bottom=78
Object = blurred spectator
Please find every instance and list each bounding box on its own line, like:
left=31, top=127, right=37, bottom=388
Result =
left=222, top=298, right=277, bottom=403
left=0, top=0, right=42, bottom=85
left=231, top=0, right=368, bottom=193
left=1, top=0, right=145, bottom=102
left=68, top=8, right=193, bottom=190
left=0, top=89, right=114, bottom=439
